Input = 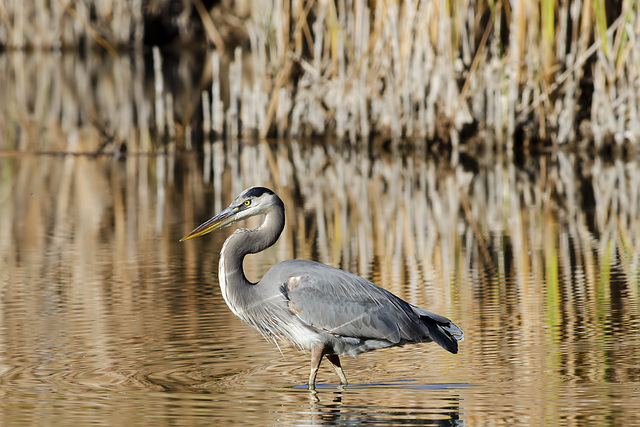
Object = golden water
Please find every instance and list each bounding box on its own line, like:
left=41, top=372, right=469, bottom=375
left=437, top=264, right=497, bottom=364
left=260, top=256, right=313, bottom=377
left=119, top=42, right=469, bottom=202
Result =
left=0, top=144, right=639, bottom=425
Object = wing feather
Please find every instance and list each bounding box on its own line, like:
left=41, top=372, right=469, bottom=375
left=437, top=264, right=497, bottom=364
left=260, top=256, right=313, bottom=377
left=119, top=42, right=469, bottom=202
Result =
left=263, top=259, right=462, bottom=353
left=275, top=262, right=425, bottom=344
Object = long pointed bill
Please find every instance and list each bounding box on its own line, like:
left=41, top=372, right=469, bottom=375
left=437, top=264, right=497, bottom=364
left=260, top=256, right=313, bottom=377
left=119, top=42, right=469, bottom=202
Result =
left=180, top=206, right=239, bottom=242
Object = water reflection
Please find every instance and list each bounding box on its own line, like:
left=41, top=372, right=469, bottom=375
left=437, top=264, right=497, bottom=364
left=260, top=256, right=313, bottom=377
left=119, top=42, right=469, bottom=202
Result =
left=0, top=143, right=640, bottom=424
left=303, top=386, right=464, bottom=426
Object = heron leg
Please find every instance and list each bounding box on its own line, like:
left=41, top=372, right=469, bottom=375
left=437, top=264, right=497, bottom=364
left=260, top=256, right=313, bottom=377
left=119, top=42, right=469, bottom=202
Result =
left=308, top=344, right=325, bottom=390
left=326, top=354, right=348, bottom=386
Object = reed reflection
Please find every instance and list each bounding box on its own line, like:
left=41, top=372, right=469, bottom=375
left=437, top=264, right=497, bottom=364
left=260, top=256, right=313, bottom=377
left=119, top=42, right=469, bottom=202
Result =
left=0, top=142, right=639, bottom=424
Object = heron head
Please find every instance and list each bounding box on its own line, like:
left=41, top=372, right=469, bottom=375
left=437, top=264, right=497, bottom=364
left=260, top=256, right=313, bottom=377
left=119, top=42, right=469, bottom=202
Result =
left=180, top=186, right=281, bottom=241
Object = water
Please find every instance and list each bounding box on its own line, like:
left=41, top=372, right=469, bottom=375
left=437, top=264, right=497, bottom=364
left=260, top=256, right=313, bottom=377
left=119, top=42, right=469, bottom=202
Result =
left=0, top=146, right=639, bottom=425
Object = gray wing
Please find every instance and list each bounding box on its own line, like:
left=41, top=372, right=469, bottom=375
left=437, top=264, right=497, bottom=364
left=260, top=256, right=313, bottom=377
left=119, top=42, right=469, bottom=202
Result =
left=266, top=260, right=461, bottom=352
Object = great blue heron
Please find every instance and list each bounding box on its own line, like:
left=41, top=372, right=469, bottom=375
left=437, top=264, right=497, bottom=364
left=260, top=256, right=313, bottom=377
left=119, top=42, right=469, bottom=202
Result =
left=181, top=186, right=463, bottom=389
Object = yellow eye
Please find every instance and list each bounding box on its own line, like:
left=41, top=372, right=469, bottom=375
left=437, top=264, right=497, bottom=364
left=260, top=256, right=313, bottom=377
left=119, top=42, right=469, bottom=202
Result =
left=244, top=200, right=251, bottom=206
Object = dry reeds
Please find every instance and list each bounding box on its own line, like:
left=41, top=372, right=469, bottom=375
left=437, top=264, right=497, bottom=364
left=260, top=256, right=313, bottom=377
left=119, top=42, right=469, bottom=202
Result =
left=0, top=0, right=143, bottom=49
left=1, top=1, right=639, bottom=147
left=242, top=0, right=640, bottom=145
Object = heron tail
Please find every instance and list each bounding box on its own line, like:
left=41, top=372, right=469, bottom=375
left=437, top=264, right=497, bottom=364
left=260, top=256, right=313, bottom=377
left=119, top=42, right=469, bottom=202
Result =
left=418, top=311, right=464, bottom=354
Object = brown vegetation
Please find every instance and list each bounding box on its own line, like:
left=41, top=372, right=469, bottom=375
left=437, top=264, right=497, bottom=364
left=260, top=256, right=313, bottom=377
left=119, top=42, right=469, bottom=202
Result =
left=1, top=1, right=638, bottom=148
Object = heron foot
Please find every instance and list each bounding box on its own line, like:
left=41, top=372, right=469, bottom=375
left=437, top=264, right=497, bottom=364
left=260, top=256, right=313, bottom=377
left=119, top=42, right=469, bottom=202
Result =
left=326, top=354, right=348, bottom=386
left=308, top=344, right=324, bottom=390
left=308, top=344, right=349, bottom=389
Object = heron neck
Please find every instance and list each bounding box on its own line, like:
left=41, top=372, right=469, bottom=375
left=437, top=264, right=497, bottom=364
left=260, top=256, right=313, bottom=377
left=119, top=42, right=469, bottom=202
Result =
left=219, top=204, right=285, bottom=290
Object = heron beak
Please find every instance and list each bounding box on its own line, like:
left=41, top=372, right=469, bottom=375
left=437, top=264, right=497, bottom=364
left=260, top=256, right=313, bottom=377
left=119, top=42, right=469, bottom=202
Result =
left=180, top=206, right=239, bottom=242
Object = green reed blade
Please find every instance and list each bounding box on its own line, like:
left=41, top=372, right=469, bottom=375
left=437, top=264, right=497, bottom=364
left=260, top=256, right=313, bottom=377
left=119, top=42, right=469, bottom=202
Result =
left=593, top=0, right=609, bottom=58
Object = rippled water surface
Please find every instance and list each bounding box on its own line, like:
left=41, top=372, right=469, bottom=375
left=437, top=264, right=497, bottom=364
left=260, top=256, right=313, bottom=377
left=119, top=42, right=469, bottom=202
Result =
left=1, top=147, right=640, bottom=426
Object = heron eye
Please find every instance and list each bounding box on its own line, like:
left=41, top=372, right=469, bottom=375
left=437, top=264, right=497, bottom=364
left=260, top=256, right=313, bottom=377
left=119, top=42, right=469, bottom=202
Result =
left=244, top=200, right=251, bottom=206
